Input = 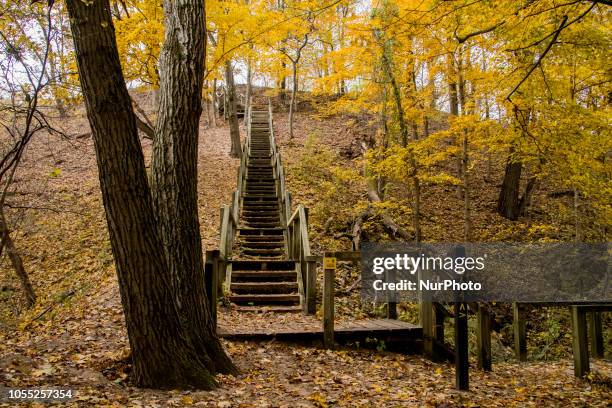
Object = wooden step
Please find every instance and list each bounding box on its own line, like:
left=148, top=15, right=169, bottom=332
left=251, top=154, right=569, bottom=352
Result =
left=241, top=241, right=284, bottom=249
left=241, top=233, right=284, bottom=240
left=244, top=201, right=278, bottom=204
left=233, top=305, right=302, bottom=313
left=229, top=294, right=300, bottom=304
left=243, top=191, right=277, bottom=195
left=242, top=188, right=277, bottom=193
left=246, top=172, right=275, bottom=177
left=245, top=191, right=276, bottom=195
left=243, top=196, right=278, bottom=201
left=247, top=161, right=272, bottom=165
left=244, top=220, right=281, bottom=225
left=241, top=247, right=284, bottom=256
left=243, top=211, right=279, bottom=216
left=242, top=206, right=280, bottom=212
left=243, top=225, right=281, bottom=231
left=232, top=271, right=297, bottom=282
left=242, top=211, right=280, bottom=217
left=232, top=259, right=295, bottom=270
left=238, top=227, right=284, bottom=235
left=230, top=282, right=297, bottom=294
left=243, top=216, right=280, bottom=223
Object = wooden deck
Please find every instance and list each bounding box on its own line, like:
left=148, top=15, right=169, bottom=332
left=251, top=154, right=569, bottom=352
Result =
left=218, top=317, right=423, bottom=351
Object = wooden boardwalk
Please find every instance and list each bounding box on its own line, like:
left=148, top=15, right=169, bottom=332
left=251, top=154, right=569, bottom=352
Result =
left=218, top=315, right=422, bottom=350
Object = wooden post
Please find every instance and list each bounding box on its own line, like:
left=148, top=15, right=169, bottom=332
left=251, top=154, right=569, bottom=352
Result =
left=434, top=303, right=445, bottom=343
left=571, top=305, right=589, bottom=377
left=454, top=302, right=469, bottom=390
left=513, top=303, right=527, bottom=361
left=204, top=251, right=218, bottom=328
left=476, top=304, right=492, bottom=371
left=305, top=257, right=317, bottom=315
left=323, top=256, right=336, bottom=348
left=386, top=268, right=397, bottom=319
left=419, top=266, right=435, bottom=359
left=589, top=312, right=604, bottom=358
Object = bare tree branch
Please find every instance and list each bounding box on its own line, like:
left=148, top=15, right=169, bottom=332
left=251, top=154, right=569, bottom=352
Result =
left=507, top=14, right=568, bottom=101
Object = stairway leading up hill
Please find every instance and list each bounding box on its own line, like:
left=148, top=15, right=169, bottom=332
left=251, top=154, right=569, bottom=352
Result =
left=227, top=109, right=301, bottom=312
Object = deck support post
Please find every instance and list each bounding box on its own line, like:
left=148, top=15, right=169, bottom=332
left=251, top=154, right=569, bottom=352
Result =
left=419, top=266, right=435, bottom=360
left=420, top=302, right=434, bottom=359
left=305, top=257, right=317, bottom=315
left=434, top=303, right=445, bottom=343
left=454, top=302, right=469, bottom=390
left=476, top=304, right=492, bottom=371
left=571, top=305, right=590, bottom=377
left=204, top=250, right=219, bottom=328
left=513, top=303, right=527, bottom=361
left=589, top=312, right=604, bottom=358
left=323, top=265, right=335, bottom=348
left=386, top=268, right=397, bottom=319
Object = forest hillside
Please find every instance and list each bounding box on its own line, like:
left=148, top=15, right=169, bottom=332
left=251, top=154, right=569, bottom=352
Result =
left=1, top=0, right=610, bottom=406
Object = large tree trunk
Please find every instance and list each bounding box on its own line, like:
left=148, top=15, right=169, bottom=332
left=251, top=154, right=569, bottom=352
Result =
left=66, top=0, right=219, bottom=389
left=0, top=208, right=36, bottom=308
left=225, top=61, right=241, bottom=158
left=497, top=156, right=522, bottom=221
left=151, top=0, right=236, bottom=375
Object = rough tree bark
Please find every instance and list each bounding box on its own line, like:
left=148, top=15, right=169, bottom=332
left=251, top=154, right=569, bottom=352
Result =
left=151, top=0, right=236, bottom=375
left=224, top=61, right=241, bottom=158
left=497, top=155, right=522, bottom=221
left=65, top=0, right=223, bottom=389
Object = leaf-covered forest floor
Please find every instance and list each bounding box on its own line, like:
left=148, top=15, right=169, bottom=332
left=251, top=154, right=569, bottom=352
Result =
left=1, top=92, right=611, bottom=406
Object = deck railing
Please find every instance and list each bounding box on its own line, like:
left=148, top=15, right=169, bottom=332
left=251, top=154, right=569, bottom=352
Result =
left=266, top=99, right=313, bottom=314
left=218, top=101, right=252, bottom=286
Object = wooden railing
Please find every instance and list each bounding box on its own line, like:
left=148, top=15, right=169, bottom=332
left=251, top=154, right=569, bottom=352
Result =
left=266, top=99, right=314, bottom=314
left=287, top=205, right=315, bottom=314
left=268, top=99, right=292, bottom=229
left=218, top=102, right=252, bottom=288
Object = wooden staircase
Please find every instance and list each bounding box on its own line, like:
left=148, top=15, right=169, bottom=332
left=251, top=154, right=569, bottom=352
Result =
left=224, top=108, right=302, bottom=312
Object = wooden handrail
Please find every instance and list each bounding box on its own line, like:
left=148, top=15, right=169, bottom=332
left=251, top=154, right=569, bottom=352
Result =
left=286, top=204, right=313, bottom=313
left=218, top=98, right=252, bottom=265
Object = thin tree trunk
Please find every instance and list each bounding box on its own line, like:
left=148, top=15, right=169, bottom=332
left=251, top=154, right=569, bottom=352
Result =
left=383, top=52, right=408, bottom=146
left=381, top=47, right=419, bottom=241
left=455, top=49, right=465, bottom=199
left=245, top=59, right=252, bottom=116
left=66, top=0, right=220, bottom=389
left=497, top=155, right=522, bottom=221
left=461, top=131, right=471, bottom=241
left=0, top=208, right=35, bottom=307
left=288, top=62, right=297, bottom=139
left=212, top=79, right=219, bottom=126
left=204, top=81, right=213, bottom=127
left=574, top=188, right=581, bottom=241
left=225, top=62, right=241, bottom=158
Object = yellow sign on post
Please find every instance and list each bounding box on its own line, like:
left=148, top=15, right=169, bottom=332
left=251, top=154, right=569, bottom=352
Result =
left=323, top=257, right=337, bottom=270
